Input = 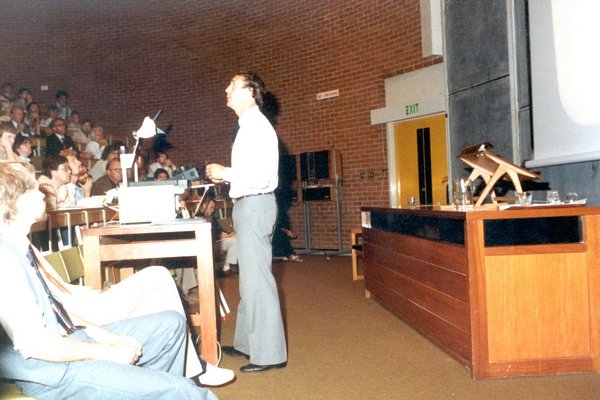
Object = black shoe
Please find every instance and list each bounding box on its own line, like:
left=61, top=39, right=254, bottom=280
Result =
left=222, top=346, right=249, bottom=359
left=240, top=362, right=287, bottom=373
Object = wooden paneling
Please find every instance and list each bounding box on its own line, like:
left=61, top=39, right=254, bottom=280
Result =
left=366, top=278, right=472, bottom=365
left=365, top=243, right=469, bottom=303
left=365, top=228, right=467, bottom=274
left=363, top=206, right=600, bottom=379
left=584, top=215, right=600, bottom=373
left=365, top=252, right=470, bottom=331
left=486, top=253, right=590, bottom=361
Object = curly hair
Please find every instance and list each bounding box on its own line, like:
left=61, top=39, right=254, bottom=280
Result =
left=0, top=161, right=37, bottom=225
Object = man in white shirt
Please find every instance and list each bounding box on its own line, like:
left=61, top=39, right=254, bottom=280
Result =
left=85, top=126, right=108, bottom=160
left=207, top=71, right=286, bottom=373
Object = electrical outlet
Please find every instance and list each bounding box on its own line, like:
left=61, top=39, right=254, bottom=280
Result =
left=360, top=172, right=366, bottom=179
left=367, top=172, right=374, bottom=178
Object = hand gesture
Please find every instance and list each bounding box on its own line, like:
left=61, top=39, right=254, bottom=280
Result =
left=82, top=176, right=93, bottom=195
left=206, top=163, right=225, bottom=183
left=105, top=340, right=143, bottom=365
left=1, top=131, right=15, bottom=151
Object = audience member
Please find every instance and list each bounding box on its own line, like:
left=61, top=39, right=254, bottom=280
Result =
left=89, top=144, right=120, bottom=182
left=0, top=161, right=222, bottom=399
left=0, top=82, right=14, bottom=102
left=0, top=128, right=18, bottom=161
left=147, top=150, right=176, bottom=179
left=12, top=134, right=32, bottom=163
left=68, top=112, right=83, bottom=138
left=13, top=88, right=32, bottom=111
left=204, top=195, right=238, bottom=277
left=133, top=153, right=148, bottom=181
left=71, top=115, right=91, bottom=145
left=91, top=158, right=122, bottom=196
left=153, top=167, right=169, bottom=181
left=0, top=102, right=12, bottom=122
left=179, top=194, right=239, bottom=301
left=41, top=104, right=58, bottom=127
left=24, top=111, right=43, bottom=137
left=2, top=105, right=26, bottom=135
left=45, top=118, right=77, bottom=156
left=84, top=126, right=108, bottom=160
left=273, top=161, right=301, bottom=262
left=55, top=89, right=72, bottom=119
left=60, top=149, right=92, bottom=205
left=25, top=101, right=41, bottom=120
left=37, top=154, right=72, bottom=210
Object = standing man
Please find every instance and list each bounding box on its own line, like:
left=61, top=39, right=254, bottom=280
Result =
left=207, top=71, right=287, bottom=373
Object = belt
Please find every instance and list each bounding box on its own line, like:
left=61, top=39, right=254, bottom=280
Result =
left=232, top=191, right=274, bottom=203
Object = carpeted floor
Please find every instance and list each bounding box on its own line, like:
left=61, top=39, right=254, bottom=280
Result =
left=210, top=255, right=600, bottom=400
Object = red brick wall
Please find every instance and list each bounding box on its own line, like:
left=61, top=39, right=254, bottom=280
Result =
left=1, top=0, right=441, bottom=250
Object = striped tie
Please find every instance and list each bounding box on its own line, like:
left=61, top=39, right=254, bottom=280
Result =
left=26, top=249, right=81, bottom=335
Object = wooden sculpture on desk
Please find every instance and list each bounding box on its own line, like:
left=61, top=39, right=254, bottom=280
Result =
left=457, top=142, right=542, bottom=206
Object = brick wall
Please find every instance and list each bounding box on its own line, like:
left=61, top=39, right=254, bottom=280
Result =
left=1, top=0, right=441, bottom=250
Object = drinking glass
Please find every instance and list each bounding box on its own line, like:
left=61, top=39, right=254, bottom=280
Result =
left=453, top=179, right=474, bottom=211
left=407, top=197, right=418, bottom=209
left=546, top=190, right=560, bottom=204
left=518, top=191, right=532, bottom=206
left=564, top=192, right=578, bottom=203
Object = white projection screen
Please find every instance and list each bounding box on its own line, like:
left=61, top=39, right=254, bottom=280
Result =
left=526, top=0, right=600, bottom=168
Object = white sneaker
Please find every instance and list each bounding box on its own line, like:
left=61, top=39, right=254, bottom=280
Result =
left=198, top=363, right=235, bottom=386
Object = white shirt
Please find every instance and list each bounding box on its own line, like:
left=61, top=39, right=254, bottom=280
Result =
left=147, top=162, right=175, bottom=179
left=85, top=141, right=105, bottom=160
left=222, top=106, right=279, bottom=199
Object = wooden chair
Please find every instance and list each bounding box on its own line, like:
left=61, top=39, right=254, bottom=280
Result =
left=351, top=228, right=364, bottom=280
left=44, top=245, right=85, bottom=285
left=31, top=137, right=46, bottom=157
left=44, top=251, right=70, bottom=283
left=108, top=134, right=130, bottom=148
left=30, top=155, right=44, bottom=172
left=40, top=126, right=53, bottom=136
left=60, top=246, right=85, bottom=285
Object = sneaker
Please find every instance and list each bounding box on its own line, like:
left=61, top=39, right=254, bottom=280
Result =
left=198, top=363, right=235, bottom=386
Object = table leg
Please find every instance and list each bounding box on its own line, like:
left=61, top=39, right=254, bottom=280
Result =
left=195, top=228, right=218, bottom=365
left=82, top=234, right=102, bottom=290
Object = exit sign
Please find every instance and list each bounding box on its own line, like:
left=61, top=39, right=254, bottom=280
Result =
left=406, top=103, right=419, bottom=115
left=317, top=89, right=339, bottom=100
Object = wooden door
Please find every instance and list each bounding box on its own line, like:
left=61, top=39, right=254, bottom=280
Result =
left=394, top=114, right=448, bottom=206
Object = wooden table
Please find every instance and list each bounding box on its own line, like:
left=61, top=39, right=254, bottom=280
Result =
left=361, top=205, right=600, bottom=379
left=80, top=220, right=218, bottom=364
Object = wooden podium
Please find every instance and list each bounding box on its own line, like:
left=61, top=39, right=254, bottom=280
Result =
left=457, top=143, right=542, bottom=206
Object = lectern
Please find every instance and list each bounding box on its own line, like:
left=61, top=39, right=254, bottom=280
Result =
left=457, top=143, right=542, bottom=206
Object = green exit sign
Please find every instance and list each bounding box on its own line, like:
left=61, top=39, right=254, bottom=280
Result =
left=406, top=103, right=419, bottom=115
